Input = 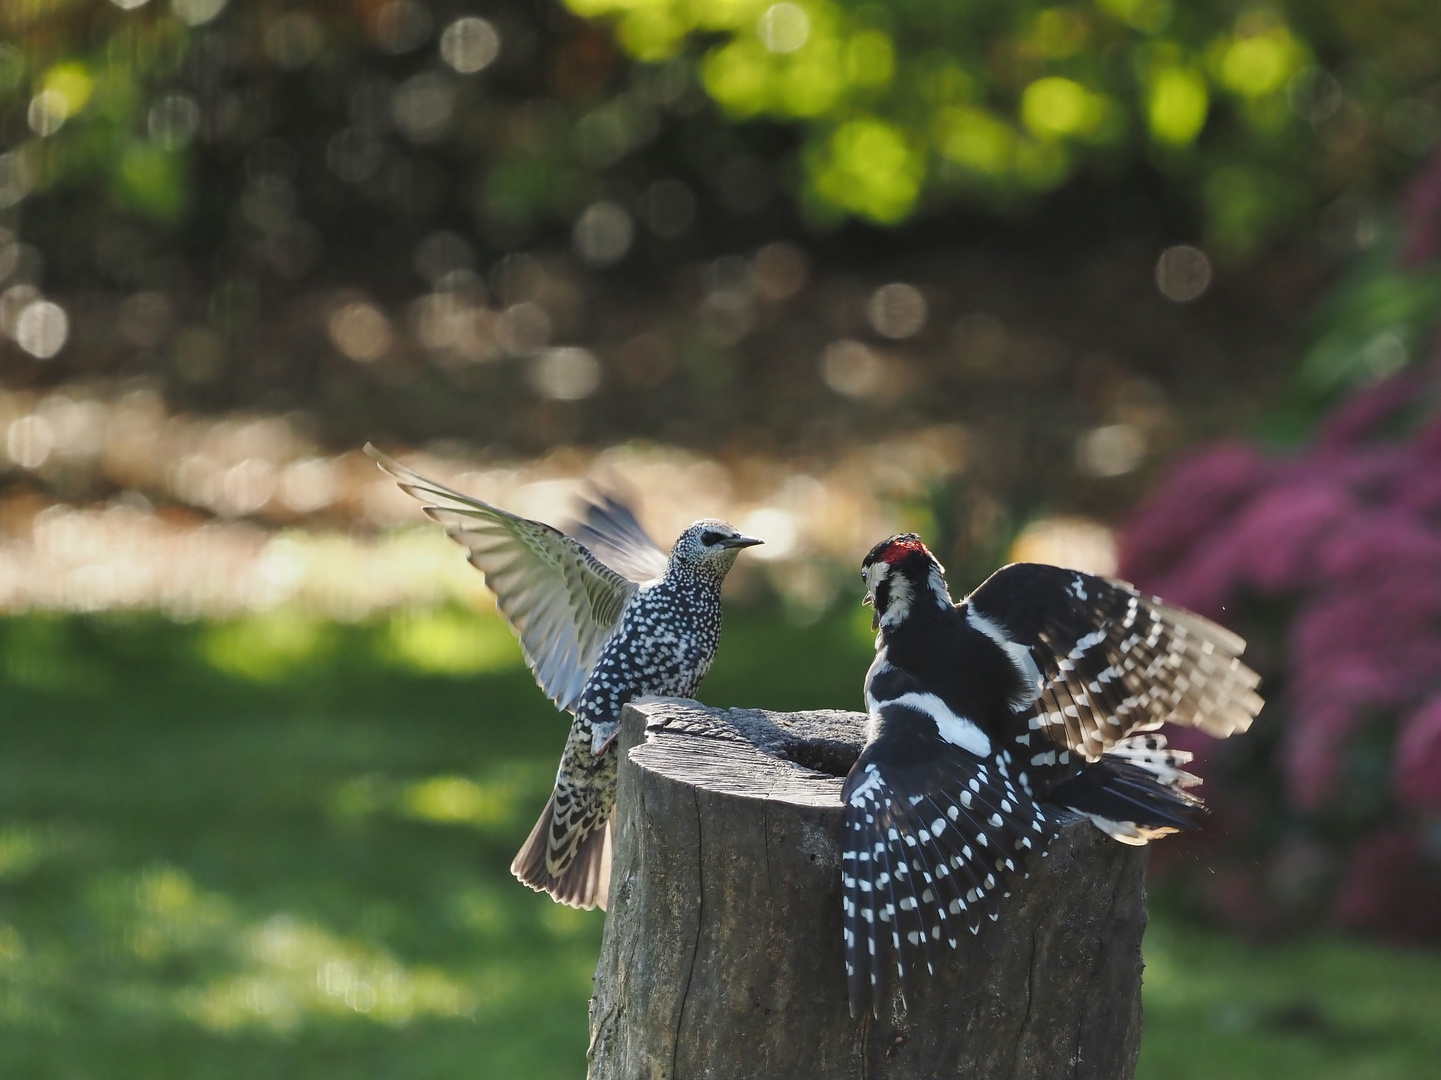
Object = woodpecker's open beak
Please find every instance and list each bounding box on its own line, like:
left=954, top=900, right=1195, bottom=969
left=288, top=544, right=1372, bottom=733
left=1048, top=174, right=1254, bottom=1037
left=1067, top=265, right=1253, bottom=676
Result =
left=862, top=594, right=879, bottom=630
left=720, top=535, right=764, bottom=549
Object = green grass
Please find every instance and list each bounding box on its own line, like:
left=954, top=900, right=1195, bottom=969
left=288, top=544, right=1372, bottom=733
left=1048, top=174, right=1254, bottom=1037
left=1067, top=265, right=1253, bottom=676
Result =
left=1140, top=922, right=1441, bottom=1080
left=0, top=608, right=1437, bottom=1078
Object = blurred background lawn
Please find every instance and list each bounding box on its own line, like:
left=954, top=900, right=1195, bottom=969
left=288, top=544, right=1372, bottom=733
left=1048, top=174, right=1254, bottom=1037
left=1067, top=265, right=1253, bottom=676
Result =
left=2, top=607, right=1439, bottom=1079
left=4, top=0, right=1441, bottom=1076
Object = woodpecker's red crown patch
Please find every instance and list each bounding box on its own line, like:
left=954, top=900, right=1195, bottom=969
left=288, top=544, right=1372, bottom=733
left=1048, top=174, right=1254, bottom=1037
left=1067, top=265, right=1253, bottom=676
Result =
left=864, top=530, right=933, bottom=565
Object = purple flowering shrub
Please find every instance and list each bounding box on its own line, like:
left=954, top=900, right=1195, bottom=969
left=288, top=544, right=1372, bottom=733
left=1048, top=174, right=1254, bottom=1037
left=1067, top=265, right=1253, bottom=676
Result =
left=1117, top=156, right=1441, bottom=939
left=1122, top=375, right=1441, bottom=937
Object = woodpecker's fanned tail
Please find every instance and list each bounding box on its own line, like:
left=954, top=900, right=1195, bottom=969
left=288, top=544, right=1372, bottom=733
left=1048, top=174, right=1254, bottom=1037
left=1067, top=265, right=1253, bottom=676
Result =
left=841, top=702, right=1058, bottom=1018
left=1049, top=739, right=1205, bottom=846
left=1102, top=732, right=1201, bottom=789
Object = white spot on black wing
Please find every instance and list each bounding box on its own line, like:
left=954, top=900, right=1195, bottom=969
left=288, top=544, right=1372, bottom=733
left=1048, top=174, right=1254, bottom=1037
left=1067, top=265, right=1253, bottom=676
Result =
left=966, top=564, right=1261, bottom=765
left=840, top=748, right=1051, bottom=1017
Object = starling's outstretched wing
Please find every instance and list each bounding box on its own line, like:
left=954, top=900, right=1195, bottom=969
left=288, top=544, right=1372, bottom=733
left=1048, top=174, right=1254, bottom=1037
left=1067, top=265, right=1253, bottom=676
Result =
left=367, top=445, right=638, bottom=711
left=964, top=563, right=1262, bottom=761
left=566, top=486, right=668, bottom=583
left=841, top=696, right=1054, bottom=1019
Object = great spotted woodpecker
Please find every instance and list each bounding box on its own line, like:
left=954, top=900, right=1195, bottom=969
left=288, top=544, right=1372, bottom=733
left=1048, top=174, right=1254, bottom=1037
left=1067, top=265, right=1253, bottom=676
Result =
left=842, top=533, right=1262, bottom=1016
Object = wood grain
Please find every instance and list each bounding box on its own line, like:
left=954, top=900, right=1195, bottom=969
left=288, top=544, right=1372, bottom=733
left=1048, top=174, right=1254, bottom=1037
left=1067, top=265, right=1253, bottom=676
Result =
left=588, top=699, right=1146, bottom=1080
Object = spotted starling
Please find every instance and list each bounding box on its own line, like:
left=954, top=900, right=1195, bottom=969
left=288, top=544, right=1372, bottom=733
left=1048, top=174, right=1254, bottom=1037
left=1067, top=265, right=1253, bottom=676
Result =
left=367, top=445, right=761, bottom=910
left=843, top=534, right=1263, bottom=1016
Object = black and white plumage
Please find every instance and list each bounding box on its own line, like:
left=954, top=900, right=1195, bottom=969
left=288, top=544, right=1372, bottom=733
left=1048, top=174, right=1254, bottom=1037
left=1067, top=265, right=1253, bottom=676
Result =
left=843, top=534, right=1262, bottom=1016
left=366, top=445, right=761, bottom=910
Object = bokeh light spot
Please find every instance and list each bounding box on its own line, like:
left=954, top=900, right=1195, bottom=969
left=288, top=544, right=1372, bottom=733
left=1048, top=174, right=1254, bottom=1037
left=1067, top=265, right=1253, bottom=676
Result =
left=496, top=302, right=552, bottom=357
left=15, top=300, right=69, bottom=359
left=702, top=40, right=772, bottom=117
left=148, top=92, right=201, bottom=150
left=6, top=415, right=54, bottom=469
left=1020, top=77, right=1107, bottom=140
left=1155, top=244, right=1212, bottom=302
left=757, top=3, right=810, bottom=54
left=820, top=339, right=882, bottom=398
left=170, top=0, right=230, bottom=29
left=1147, top=67, right=1209, bottom=146
left=753, top=242, right=808, bottom=300
left=811, top=118, right=923, bottom=224
left=867, top=283, right=927, bottom=339
left=530, top=347, right=601, bottom=401
left=1009, top=517, right=1117, bottom=575
left=1221, top=25, right=1304, bottom=100
left=328, top=302, right=393, bottom=363
left=391, top=73, right=455, bottom=144
left=1076, top=423, right=1145, bottom=478
left=740, top=507, right=797, bottom=561
left=383, top=609, right=520, bottom=676
left=0, top=150, right=34, bottom=209
left=440, top=17, right=501, bottom=74
left=39, top=63, right=94, bottom=122
left=28, top=91, right=68, bottom=136
left=201, top=613, right=332, bottom=681
left=572, top=202, right=634, bottom=267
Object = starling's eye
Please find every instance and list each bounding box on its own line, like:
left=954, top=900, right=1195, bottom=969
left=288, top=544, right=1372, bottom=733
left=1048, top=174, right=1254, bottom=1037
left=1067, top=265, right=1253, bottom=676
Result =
left=700, top=530, right=723, bottom=546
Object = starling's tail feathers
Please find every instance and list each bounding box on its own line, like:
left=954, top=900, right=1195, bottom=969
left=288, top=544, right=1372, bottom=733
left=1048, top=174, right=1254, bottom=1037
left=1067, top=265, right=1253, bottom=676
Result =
left=1051, top=736, right=1205, bottom=846
left=511, top=796, right=614, bottom=911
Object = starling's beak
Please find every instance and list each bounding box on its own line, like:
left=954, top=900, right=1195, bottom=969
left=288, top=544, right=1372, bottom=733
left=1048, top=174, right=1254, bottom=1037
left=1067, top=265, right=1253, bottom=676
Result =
left=721, top=535, right=764, bottom=549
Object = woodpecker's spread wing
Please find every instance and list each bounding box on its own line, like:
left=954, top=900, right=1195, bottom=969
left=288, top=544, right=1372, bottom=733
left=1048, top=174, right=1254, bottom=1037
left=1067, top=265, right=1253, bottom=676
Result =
left=964, top=563, right=1263, bottom=761
left=841, top=697, right=1055, bottom=1019
left=367, top=446, right=637, bottom=711
left=566, top=486, right=669, bottom=583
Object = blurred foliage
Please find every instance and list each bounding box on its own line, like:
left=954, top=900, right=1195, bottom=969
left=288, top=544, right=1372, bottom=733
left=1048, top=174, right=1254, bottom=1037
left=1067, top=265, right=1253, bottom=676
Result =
left=568, top=0, right=1441, bottom=253
left=0, top=0, right=1343, bottom=470
left=1274, top=236, right=1441, bottom=438
left=1262, top=150, right=1441, bottom=438
left=1, top=0, right=1439, bottom=307
left=1117, top=161, right=1441, bottom=941
left=2, top=606, right=1440, bottom=1076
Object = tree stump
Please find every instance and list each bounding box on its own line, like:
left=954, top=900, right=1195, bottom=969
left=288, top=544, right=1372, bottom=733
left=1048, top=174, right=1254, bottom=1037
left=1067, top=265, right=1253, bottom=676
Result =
left=588, top=699, right=1148, bottom=1080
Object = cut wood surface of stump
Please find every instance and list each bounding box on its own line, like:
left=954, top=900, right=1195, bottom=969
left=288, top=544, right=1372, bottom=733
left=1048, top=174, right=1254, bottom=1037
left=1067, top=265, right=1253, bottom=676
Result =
left=588, top=699, right=1148, bottom=1080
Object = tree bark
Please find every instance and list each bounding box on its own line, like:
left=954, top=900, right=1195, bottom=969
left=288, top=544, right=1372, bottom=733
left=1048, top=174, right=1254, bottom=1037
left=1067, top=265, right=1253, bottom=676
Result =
left=588, top=699, right=1147, bottom=1080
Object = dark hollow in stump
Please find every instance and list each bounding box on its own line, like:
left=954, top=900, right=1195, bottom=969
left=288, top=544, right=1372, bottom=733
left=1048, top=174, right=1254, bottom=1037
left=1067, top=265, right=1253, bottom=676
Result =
left=588, top=699, right=1148, bottom=1080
